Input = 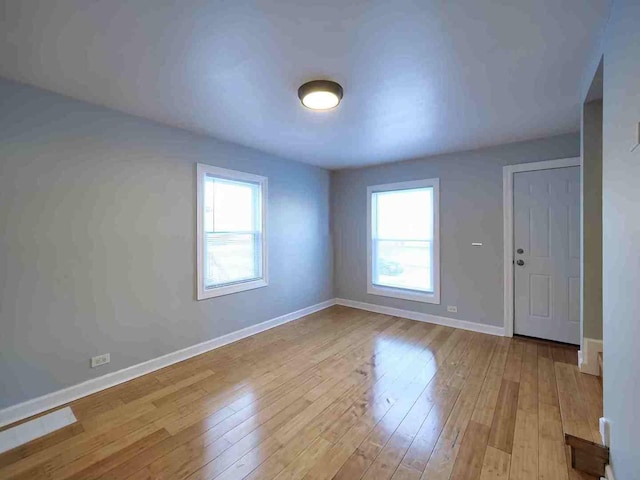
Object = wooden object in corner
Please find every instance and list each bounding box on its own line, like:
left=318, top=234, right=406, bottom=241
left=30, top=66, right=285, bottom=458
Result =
left=565, top=433, right=609, bottom=477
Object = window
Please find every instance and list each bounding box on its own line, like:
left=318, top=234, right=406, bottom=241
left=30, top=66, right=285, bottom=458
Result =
left=196, top=164, right=267, bottom=299
left=367, top=178, right=440, bottom=304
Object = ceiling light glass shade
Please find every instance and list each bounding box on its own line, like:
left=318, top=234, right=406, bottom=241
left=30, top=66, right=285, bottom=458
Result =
left=301, top=91, right=340, bottom=110
left=298, top=80, right=343, bottom=110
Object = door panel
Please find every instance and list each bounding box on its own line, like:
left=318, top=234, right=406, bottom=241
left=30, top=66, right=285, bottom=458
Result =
left=529, top=206, right=550, bottom=257
left=529, top=274, right=550, bottom=318
left=514, top=166, right=580, bottom=344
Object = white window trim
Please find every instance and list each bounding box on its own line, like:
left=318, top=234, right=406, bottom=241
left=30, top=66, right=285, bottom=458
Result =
left=196, top=163, right=268, bottom=300
left=366, top=178, right=440, bottom=304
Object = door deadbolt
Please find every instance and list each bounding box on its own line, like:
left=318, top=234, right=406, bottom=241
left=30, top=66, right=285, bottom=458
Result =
left=516, top=248, right=524, bottom=254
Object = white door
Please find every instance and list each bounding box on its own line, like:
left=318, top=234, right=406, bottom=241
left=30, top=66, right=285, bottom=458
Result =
left=513, top=166, right=580, bottom=344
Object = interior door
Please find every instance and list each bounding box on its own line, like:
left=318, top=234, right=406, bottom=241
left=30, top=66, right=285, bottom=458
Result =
left=513, top=166, right=580, bottom=344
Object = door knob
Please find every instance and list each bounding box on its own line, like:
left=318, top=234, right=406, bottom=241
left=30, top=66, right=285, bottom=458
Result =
left=516, top=259, right=525, bottom=266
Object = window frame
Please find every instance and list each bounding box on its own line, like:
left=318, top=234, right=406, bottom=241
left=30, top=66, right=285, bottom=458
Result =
left=196, top=163, right=268, bottom=300
left=366, top=178, right=440, bottom=304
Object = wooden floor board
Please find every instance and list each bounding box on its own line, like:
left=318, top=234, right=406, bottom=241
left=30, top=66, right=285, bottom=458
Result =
left=449, top=420, right=491, bottom=480
left=184, top=321, right=434, bottom=480
left=336, top=332, right=464, bottom=478
left=0, top=306, right=601, bottom=480
left=538, top=345, right=569, bottom=480
left=554, top=363, right=596, bottom=442
left=419, top=335, right=496, bottom=480
left=479, top=446, right=511, bottom=480
left=509, top=342, right=538, bottom=480
left=301, top=326, right=461, bottom=480
left=135, top=318, right=409, bottom=480
left=488, top=380, right=519, bottom=454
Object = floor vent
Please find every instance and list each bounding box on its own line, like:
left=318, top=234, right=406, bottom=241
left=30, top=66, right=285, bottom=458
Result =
left=0, top=406, right=76, bottom=454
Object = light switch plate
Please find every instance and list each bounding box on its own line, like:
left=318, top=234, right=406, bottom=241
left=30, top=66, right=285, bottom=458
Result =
left=632, top=122, right=640, bottom=152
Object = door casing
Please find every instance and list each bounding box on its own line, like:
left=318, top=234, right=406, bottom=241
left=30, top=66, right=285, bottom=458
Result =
left=502, top=157, right=582, bottom=338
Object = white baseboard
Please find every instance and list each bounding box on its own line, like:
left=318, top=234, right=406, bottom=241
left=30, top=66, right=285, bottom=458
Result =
left=334, top=298, right=505, bottom=337
left=578, top=349, right=584, bottom=368
left=0, top=299, right=336, bottom=429
left=579, top=337, right=603, bottom=376
left=599, top=417, right=610, bottom=446
left=602, top=464, right=615, bottom=480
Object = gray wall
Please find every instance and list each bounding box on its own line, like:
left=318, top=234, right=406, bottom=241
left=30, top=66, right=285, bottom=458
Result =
left=601, top=0, right=640, bottom=477
left=581, top=99, right=603, bottom=341
left=0, top=78, right=333, bottom=408
left=332, top=134, right=580, bottom=327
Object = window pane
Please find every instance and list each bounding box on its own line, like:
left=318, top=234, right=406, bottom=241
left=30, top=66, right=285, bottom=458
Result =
left=372, top=186, right=435, bottom=294
left=208, top=176, right=260, bottom=233
left=374, top=188, right=433, bottom=240
left=204, top=232, right=261, bottom=287
left=373, top=239, right=433, bottom=292
left=198, top=165, right=267, bottom=299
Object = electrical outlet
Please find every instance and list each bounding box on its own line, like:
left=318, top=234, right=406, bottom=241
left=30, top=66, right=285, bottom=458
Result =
left=447, top=306, right=458, bottom=313
left=91, top=353, right=110, bottom=368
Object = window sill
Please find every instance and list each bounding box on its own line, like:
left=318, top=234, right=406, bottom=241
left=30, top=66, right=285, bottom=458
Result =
left=198, top=278, right=268, bottom=300
left=367, top=285, right=440, bottom=304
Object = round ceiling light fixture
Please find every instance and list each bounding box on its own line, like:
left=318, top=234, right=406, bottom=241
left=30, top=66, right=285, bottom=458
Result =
left=298, top=80, right=343, bottom=110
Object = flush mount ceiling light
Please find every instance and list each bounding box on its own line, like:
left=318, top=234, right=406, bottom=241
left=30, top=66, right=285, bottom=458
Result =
left=298, top=80, right=343, bottom=110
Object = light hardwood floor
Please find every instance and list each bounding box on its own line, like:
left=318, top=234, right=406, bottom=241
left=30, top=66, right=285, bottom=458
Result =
left=0, top=306, right=603, bottom=480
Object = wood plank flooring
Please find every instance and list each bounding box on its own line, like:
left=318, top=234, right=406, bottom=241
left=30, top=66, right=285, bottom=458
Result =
left=0, top=306, right=603, bottom=480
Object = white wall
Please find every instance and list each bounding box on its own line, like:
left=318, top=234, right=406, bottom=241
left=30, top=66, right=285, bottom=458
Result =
left=600, top=0, right=640, bottom=477
left=0, top=78, right=333, bottom=409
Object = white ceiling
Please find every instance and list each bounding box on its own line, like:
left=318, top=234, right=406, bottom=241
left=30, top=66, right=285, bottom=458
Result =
left=0, top=0, right=610, bottom=169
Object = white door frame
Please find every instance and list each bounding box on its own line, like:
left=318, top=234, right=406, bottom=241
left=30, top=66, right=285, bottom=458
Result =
left=502, top=157, right=582, bottom=337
